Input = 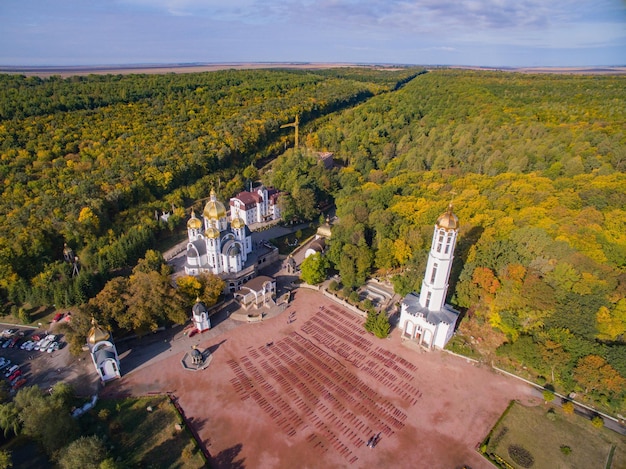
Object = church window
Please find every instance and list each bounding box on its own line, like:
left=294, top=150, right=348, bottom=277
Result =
left=445, top=236, right=452, bottom=254
left=437, top=231, right=444, bottom=252
left=425, top=292, right=431, bottom=308
left=430, top=263, right=438, bottom=283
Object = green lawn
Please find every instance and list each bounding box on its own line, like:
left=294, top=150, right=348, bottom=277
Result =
left=85, top=395, right=206, bottom=468
left=485, top=401, right=626, bottom=469
left=270, top=225, right=317, bottom=255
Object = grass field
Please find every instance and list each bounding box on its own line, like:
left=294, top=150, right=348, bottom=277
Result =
left=85, top=395, right=206, bottom=468
left=484, top=401, right=626, bottom=469
left=270, top=225, right=317, bottom=255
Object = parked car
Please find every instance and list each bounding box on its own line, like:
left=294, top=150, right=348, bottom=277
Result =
left=38, top=339, right=51, bottom=352
left=11, top=378, right=26, bottom=391
left=4, top=365, right=19, bottom=378
left=0, top=360, right=12, bottom=371
left=8, top=369, right=21, bottom=382
left=2, top=340, right=11, bottom=349
left=20, top=340, right=32, bottom=350
left=52, top=313, right=64, bottom=322
left=46, top=342, right=59, bottom=353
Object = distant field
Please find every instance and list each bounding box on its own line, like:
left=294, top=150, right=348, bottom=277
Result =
left=485, top=401, right=626, bottom=469
left=2, top=63, right=625, bottom=77
left=0, top=62, right=372, bottom=77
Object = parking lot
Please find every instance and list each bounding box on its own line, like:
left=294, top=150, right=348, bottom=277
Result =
left=0, top=324, right=99, bottom=397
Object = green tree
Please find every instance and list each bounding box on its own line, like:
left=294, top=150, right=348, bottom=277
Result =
left=58, top=435, right=108, bottom=469
left=17, top=308, right=31, bottom=325
left=300, top=253, right=329, bottom=285
left=0, top=403, right=20, bottom=437
left=373, top=312, right=391, bottom=338
left=364, top=309, right=377, bottom=332
left=0, top=450, right=11, bottom=469
left=13, top=386, right=78, bottom=456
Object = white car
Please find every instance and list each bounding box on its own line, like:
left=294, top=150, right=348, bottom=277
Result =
left=46, top=342, right=59, bottom=353
left=20, top=340, right=32, bottom=350
left=38, top=340, right=51, bottom=351
left=4, top=365, right=18, bottom=378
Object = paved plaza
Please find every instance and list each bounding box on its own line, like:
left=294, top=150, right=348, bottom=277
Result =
left=102, top=288, right=536, bottom=468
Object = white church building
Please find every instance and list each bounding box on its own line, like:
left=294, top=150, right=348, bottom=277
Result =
left=184, top=189, right=279, bottom=293
left=398, top=204, right=460, bottom=349
left=185, top=189, right=253, bottom=276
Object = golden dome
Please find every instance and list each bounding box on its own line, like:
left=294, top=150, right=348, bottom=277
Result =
left=231, top=217, right=245, bottom=230
left=436, top=203, right=459, bottom=231
left=205, top=226, right=220, bottom=238
left=187, top=210, right=202, bottom=230
left=87, top=318, right=110, bottom=345
left=203, top=189, right=227, bottom=220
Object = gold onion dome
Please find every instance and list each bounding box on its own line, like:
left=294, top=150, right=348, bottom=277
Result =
left=205, top=226, right=220, bottom=239
left=231, top=217, right=245, bottom=230
left=203, top=189, right=227, bottom=220
left=187, top=210, right=202, bottom=230
left=87, top=318, right=110, bottom=345
left=436, top=203, right=459, bottom=231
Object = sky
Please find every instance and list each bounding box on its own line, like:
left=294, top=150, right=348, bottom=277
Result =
left=1, top=0, right=625, bottom=67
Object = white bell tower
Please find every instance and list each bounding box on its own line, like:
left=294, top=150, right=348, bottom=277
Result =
left=419, top=204, right=459, bottom=312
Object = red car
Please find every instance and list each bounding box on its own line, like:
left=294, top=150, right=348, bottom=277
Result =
left=11, top=378, right=26, bottom=391
left=8, top=369, right=21, bottom=382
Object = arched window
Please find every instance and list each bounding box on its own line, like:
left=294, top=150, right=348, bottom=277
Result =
left=425, top=291, right=432, bottom=308
left=430, top=263, right=438, bottom=284
left=436, top=230, right=444, bottom=252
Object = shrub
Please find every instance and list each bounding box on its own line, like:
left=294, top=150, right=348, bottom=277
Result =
left=18, top=308, right=31, bottom=324
left=542, top=390, right=555, bottom=402
left=562, top=401, right=574, bottom=414
left=560, top=445, right=572, bottom=455
left=591, top=416, right=604, bottom=428
left=508, top=444, right=534, bottom=468
left=348, top=291, right=360, bottom=304
left=181, top=443, right=195, bottom=460
left=546, top=408, right=556, bottom=421
left=98, top=409, right=110, bottom=421
left=328, top=280, right=338, bottom=292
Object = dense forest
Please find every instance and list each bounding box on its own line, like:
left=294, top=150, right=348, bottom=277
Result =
left=1, top=67, right=625, bottom=415
left=300, top=70, right=626, bottom=413
left=0, top=67, right=421, bottom=308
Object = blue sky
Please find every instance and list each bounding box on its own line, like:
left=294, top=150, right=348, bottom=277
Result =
left=1, top=0, right=625, bottom=67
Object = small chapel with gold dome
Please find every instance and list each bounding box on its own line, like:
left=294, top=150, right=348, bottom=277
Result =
left=87, top=318, right=121, bottom=383
left=185, top=190, right=278, bottom=293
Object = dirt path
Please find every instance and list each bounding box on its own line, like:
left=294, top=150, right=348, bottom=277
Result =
left=103, top=289, right=536, bottom=468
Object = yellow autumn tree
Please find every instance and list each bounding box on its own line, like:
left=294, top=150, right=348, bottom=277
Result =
left=596, top=300, right=626, bottom=342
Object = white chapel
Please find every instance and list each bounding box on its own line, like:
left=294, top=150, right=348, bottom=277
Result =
left=399, top=204, right=460, bottom=349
